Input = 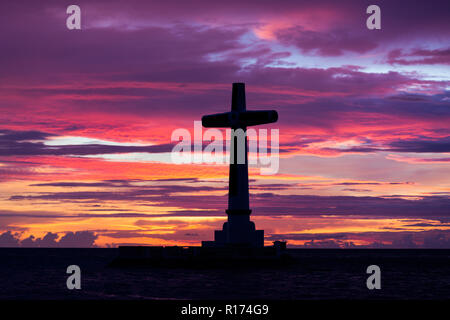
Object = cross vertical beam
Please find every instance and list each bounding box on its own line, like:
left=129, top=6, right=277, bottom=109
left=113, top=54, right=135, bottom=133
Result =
left=228, top=83, right=250, bottom=215
left=201, top=83, right=278, bottom=247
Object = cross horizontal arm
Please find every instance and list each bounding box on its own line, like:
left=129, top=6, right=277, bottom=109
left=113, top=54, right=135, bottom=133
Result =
left=239, top=110, right=278, bottom=127
left=202, top=110, right=278, bottom=128
left=202, top=112, right=234, bottom=128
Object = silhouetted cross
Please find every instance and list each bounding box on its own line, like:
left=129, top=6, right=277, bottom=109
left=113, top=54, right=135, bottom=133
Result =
left=202, top=83, right=277, bottom=214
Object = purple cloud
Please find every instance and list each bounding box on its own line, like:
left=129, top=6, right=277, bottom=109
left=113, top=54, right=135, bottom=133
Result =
left=6, top=180, right=450, bottom=220
left=267, top=230, right=450, bottom=248
left=388, top=48, right=450, bottom=65
left=0, top=129, right=174, bottom=156
left=275, top=27, right=378, bottom=56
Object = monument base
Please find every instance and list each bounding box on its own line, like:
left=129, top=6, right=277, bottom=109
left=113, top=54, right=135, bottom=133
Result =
left=202, top=210, right=264, bottom=248
left=210, top=227, right=264, bottom=248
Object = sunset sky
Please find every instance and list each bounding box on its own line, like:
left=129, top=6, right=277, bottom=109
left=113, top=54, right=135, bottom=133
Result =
left=0, top=0, right=449, bottom=248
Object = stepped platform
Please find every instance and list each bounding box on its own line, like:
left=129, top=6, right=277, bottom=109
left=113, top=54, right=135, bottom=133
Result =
left=109, top=241, right=293, bottom=268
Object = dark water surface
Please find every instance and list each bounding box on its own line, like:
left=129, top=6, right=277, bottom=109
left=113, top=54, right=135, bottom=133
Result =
left=0, top=248, right=449, bottom=300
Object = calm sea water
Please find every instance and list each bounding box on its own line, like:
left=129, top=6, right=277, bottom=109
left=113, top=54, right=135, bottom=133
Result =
left=0, top=248, right=449, bottom=300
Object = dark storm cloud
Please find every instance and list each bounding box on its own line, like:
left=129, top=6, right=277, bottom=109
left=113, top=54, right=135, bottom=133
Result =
left=0, top=209, right=223, bottom=220
left=30, top=178, right=201, bottom=188
left=333, top=182, right=412, bottom=186
left=404, top=222, right=450, bottom=227
left=9, top=183, right=224, bottom=202
left=388, top=136, right=450, bottom=153
left=322, top=136, right=450, bottom=154
left=0, top=128, right=174, bottom=156
left=0, top=129, right=55, bottom=141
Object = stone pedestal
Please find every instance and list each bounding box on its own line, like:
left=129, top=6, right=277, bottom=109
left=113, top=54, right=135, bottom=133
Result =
left=213, top=211, right=264, bottom=247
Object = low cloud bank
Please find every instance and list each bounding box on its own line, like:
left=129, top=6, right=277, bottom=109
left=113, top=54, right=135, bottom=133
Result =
left=0, top=231, right=98, bottom=248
